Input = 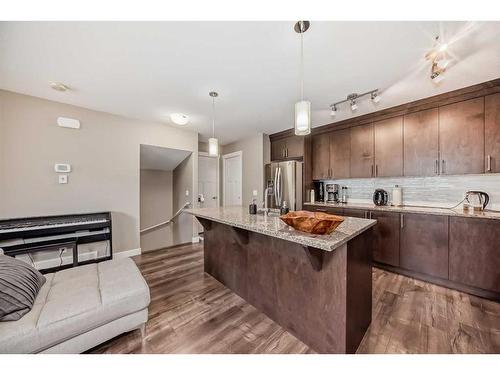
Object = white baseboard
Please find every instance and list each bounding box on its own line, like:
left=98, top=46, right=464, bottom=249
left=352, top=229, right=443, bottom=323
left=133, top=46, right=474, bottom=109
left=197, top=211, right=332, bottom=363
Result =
left=115, top=248, right=142, bottom=258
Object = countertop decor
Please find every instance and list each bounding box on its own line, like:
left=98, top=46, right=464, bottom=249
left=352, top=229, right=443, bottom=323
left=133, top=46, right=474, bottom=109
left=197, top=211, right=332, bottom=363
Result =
left=279, top=210, right=344, bottom=235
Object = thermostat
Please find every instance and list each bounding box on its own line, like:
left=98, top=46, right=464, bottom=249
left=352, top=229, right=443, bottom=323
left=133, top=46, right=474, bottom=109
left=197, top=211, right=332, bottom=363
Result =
left=54, top=163, right=71, bottom=173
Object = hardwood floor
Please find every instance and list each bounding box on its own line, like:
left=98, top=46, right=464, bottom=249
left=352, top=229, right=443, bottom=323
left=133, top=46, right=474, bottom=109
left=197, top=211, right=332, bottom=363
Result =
left=88, top=243, right=500, bottom=354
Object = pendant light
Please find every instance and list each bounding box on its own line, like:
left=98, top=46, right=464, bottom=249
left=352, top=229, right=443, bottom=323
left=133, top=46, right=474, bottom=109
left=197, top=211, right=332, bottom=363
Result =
left=208, top=91, right=219, bottom=156
left=294, top=20, right=311, bottom=136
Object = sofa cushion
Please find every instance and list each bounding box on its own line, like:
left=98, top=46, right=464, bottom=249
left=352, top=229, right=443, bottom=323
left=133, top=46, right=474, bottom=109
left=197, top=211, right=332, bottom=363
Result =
left=0, top=254, right=46, bottom=321
left=0, top=257, right=150, bottom=353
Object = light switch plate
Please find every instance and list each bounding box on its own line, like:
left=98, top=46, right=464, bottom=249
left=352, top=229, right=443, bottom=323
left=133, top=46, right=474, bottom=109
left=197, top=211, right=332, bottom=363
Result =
left=185, top=190, right=190, bottom=196
left=59, top=175, right=68, bottom=184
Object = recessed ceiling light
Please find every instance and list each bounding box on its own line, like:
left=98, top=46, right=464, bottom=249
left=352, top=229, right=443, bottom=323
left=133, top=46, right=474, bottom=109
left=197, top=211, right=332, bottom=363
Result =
left=170, top=113, right=189, bottom=125
left=50, top=82, right=70, bottom=92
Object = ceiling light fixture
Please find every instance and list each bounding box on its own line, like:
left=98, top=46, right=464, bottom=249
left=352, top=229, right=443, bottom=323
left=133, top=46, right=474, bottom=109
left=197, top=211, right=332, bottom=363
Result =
left=426, top=36, right=450, bottom=83
left=329, top=89, right=380, bottom=115
left=294, top=20, right=311, bottom=136
left=208, top=91, right=219, bottom=157
left=330, top=105, right=337, bottom=117
left=50, top=82, right=70, bottom=92
left=170, top=113, right=189, bottom=125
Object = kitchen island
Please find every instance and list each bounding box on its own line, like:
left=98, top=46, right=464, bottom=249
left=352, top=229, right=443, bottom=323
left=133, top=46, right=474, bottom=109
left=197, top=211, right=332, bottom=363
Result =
left=186, top=206, right=376, bottom=353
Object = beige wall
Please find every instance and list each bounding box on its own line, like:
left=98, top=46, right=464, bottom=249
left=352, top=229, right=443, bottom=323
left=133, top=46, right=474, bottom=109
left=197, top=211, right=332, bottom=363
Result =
left=221, top=133, right=267, bottom=206
left=0, top=90, right=199, bottom=254
left=140, top=169, right=174, bottom=252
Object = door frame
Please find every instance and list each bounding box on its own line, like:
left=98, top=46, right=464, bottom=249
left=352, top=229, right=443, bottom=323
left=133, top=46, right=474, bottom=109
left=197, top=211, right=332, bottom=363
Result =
left=198, top=151, right=220, bottom=208
left=222, top=151, right=243, bottom=207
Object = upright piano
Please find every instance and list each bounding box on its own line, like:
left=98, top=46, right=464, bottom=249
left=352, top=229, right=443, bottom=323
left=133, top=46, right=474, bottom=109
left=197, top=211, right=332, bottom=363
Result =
left=0, top=212, right=112, bottom=273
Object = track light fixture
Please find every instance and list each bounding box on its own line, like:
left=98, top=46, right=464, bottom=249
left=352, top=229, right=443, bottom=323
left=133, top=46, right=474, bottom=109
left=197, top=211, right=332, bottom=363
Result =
left=329, top=89, right=380, bottom=115
left=426, top=36, right=450, bottom=83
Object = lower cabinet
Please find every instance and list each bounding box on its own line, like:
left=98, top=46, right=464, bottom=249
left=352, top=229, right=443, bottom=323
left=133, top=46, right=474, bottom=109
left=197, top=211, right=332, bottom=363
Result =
left=342, top=208, right=367, bottom=218
left=449, top=217, right=500, bottom=293
left=400, top=213, right=449, bottom=279
left=370, top=211, right=400, bottom=267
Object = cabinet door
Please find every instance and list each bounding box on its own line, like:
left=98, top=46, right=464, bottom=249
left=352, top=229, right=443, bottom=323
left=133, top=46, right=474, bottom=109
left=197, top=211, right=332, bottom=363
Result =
left=485, top=93, right=500, bottom=173
left=350, top=124, right=374, bottom=178
left=449, top=217, right=500, bottom=293
left=271, top=138, right=287, bottom=161
left=343, top=209, right=367, bottom=218
left=312, top=134, right=331, bottom=180
left=374, top=116, right=403, bottom=177
left=330, top=129, right=350, bottom=179
left=370, top=211, right=400, bottom=267
left=285, top=135, right=304, bottom=159
left=400, top=213, right=448, bottom=279
left=404, top=109, right=439, bottom=176
left=439, top=98, right=484, bottom=175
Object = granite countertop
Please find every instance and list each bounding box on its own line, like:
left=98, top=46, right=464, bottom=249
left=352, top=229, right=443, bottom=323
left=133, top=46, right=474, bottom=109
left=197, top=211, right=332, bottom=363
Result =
left=185, top=206, right=376, bottom=252
left=303, top=201, right=500, bottom=220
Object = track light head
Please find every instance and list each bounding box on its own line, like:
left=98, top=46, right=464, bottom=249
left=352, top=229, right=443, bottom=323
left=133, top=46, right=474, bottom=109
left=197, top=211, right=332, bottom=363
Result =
left=330, top=105, right=337, bottom=117
left=350, top=100, right=358, bottom=111
left=371, top=92, right=381, bottom=104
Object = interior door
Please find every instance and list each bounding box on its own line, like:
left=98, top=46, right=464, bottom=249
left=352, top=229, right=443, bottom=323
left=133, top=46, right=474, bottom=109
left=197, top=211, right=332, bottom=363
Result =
left=404, top=108, right=439, bottom=176
left=439, top=98, right=484, bottom=175
left=198, top=155, right=218, bottom=208
left=223, top=153, right=242, bottom=206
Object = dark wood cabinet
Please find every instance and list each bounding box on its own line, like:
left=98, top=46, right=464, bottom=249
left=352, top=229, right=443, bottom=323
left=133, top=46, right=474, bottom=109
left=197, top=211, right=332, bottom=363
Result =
left=330, top=129, right=350, bottom=179
left=370, top=211, right=400, bottom=267
left=374, top=117, right=403, bottom=177
left=304, top=205, right=343, bottom=216
left=449, top=217, right=500, bottom=293
left=350, top=124, right=374, bottom=178
left=485, top=93, right=500, bottom=173
left=404, top=109, right=439, bottom=176
left=312, top=134, right=331, bottom=180
left=400, top=213, right=448, bottom=279
left=439, top=98, right=485, bottom=175
left=343, top=208, right=367, bottom=218
left=271, top=135, right=304, bottom=161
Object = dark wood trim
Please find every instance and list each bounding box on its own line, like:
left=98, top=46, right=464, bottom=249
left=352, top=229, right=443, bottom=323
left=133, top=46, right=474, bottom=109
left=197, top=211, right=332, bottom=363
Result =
left=270, top=78, right=500, bottom=140
left=374, top=262, right=500, bottom=302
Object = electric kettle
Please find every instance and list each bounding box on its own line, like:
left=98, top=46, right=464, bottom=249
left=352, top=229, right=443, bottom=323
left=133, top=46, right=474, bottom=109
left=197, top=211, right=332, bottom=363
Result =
left=465, top=191, right=489, bottom=211
left=373, top=189, right=388, bottom=206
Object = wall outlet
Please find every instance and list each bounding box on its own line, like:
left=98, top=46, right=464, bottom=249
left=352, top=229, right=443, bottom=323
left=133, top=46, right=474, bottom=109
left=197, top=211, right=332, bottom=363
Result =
left=59, top=175, right=68, bottom=184
left=185, top=190, right=190, bottom=196
left=253, top=190, right=258, bottom=197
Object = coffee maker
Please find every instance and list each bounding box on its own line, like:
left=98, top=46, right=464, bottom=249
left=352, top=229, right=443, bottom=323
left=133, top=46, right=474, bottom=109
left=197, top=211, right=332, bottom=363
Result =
left=325, top=183, right=340, bottom=203
left=312, top=181, right=325, bottom=202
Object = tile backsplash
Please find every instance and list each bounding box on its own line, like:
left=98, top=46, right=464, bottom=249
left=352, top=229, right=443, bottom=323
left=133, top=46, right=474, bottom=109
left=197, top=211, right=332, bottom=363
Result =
left=322, top=174, right=500, bottom=210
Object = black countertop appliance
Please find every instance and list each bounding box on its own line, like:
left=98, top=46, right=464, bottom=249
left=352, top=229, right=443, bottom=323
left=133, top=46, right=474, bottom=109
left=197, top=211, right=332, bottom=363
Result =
left=373, top=189, right=389, bottom=206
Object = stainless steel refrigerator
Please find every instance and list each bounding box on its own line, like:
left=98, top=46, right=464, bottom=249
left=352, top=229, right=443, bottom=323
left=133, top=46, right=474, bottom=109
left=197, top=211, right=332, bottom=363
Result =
left=264, top=161, right=303, bottom=211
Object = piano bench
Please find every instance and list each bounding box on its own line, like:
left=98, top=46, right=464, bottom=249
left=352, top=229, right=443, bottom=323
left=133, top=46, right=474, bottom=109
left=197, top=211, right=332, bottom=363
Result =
left=0, top=256, right=150, bottom=354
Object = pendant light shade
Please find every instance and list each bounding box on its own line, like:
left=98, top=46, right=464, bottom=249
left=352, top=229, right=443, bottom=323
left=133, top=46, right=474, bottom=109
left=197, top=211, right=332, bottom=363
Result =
left=208, top=91, right=219, bottom=157
left=208, top=137, right=219, bottom=156
left=295, top=100, right=311, bottom=135
left=294, top=21, right=311, bottom=136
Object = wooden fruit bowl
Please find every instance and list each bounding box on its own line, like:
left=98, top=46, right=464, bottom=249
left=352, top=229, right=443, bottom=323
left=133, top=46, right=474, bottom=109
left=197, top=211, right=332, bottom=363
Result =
left=280, top=210, right=344, bottom=235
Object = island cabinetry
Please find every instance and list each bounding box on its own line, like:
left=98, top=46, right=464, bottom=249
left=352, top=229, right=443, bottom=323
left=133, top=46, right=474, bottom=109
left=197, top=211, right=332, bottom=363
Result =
left=449, top=217, right=500, bottom=293
left=400, top=213, right=449, bottom=279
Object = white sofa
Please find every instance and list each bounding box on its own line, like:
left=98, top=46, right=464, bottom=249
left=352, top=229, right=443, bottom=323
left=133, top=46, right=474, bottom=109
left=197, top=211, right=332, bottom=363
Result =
left=0, top=256, right=150, bottom=354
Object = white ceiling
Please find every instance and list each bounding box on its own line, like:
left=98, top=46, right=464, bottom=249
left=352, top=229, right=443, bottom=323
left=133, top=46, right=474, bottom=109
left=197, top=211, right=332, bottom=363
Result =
left=1, top=21, right=499, bottom=145
left=140, top=144, right=191, bottom=171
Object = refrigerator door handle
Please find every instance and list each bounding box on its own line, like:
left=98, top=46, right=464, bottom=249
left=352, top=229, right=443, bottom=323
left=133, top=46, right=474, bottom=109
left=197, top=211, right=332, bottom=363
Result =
left=274, top=167, right=279, bottom=206
left=277, top=167, right=283, bottom=207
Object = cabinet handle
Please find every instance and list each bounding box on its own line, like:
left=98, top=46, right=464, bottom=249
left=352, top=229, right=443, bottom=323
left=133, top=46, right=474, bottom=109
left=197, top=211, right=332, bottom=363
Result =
left=487, top=155, right=492, bottom=172
left=375, top=164, right=378, bottom=177
left=441, top=160, right=446, bottom=174
left=371, top=165, right=374, bottom=177
left=401, top=214, right=404, bottom=229
left=286, top=148, right=288, bottom=158
left=435, top=159, right=439, bottom=174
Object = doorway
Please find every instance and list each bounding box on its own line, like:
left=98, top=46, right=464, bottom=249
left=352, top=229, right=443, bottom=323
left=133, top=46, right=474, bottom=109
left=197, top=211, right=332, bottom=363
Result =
left=223, top=151, right=243, bottom=206
left=198, top=152, right=219, bottom=209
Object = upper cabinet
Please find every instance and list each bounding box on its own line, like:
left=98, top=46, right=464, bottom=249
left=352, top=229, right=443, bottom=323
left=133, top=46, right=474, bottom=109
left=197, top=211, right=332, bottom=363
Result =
left=485, top=93, right=500, bottom=173
left=350, top=124, right=374, bottom=178
left=404, top=108, right=439, bottom=176
left=330, top=129, right=350, bottom=179
left=438, top=98, right=485, bottom=175
left=270, top=135, right=304, bottom=161
left=312, top=133, right=330, bottom=180
left=374, top=116, right=403, bottom=177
